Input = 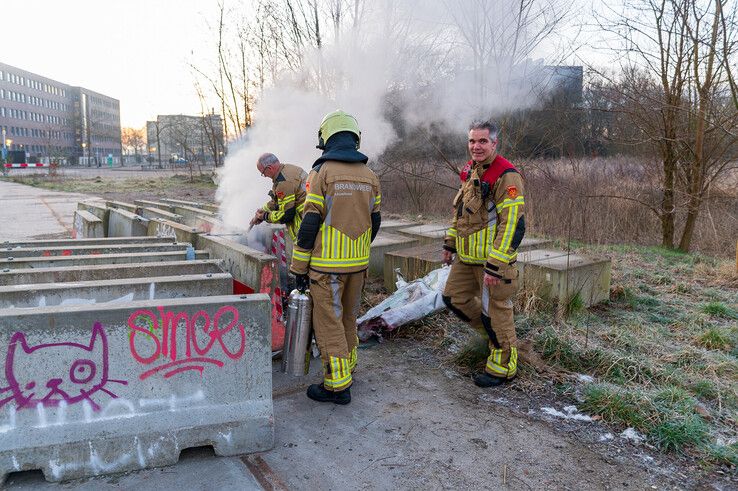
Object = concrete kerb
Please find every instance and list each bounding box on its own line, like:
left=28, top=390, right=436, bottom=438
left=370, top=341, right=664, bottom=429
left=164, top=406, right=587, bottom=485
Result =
left=0, top=295, right=273, bottom=483
left=196, top=234, right=278, bottom=295
left=1, top=236, right=171, bottom=250
left=108, top=209, right=150, bottom=238
left=0, top=273, right=234, bottom=308
left=133, top=200, right=176, bottom=213
left=0, top=250, right=210, bottom=270
left=72, top=210, right=104, bottom=239
left=105, top=200, right=138, bottom=213
left=0, top=243, right=189, bottom=259
left=0, top=260, right=225, bottom=286
left=160, top=198, right=219, bottom=213
left=76, top=201, right=109, bottom=234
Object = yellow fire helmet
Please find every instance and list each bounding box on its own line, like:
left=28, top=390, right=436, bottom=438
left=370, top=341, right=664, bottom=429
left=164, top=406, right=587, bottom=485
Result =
left=317, top=110, right=361, bottom=149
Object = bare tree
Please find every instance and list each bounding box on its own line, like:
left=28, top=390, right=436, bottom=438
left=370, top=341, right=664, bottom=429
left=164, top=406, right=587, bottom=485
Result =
left=121, top=127, right=146, bottom=162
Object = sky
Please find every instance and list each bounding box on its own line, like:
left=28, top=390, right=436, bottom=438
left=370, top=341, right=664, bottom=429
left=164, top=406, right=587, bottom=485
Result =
left=2, top=0, right=224, bottom=128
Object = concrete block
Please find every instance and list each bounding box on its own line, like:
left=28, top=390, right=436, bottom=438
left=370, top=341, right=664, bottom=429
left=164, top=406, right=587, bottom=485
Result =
left=0, top=251, right=210, bottom=270
left=76, top=201, right=110, bottom=234
left=0, top=243, right=188, bottom=259
left=379, top=218, right=418, bottom=233
left=0, top=273, right=233, bottom=308
left=0, top=260, right=225, bottom=287
left=383, top=243, right=443, bottom=293
left=382, top=236, right=557, bottom=293
left=108, top=209, right=150, bottom=238
left=0, top=295, right=273, bottom=482
left=72, top=210, right=104, bottom=239
left=196, top=234, right=277, bottom=295
left=170, top=206, right=220, bottom=232
left=147, top=218, right=203, bottom=245
left=1, top=236, right=171, bottom=250
left=518, top=237, right=554, bottom=252
left=137, top=207, right=184, bottom=223
left=105, top=200, right=138, bottom=213
left=161, top=198, right=219, bottom=213
left=520, top=249, right=612, bottom=307
left=133, top=200, right=175, bottom=213
left=369, top=232, right=419, bottom=277
left=396, top=223, right=448, bottom=245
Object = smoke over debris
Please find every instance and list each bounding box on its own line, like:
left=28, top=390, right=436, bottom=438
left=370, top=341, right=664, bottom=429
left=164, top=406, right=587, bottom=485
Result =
left=214, top=0, right=572, bottom=230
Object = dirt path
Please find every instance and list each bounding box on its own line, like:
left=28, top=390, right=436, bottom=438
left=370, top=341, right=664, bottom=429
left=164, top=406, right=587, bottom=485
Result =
left=266, top=340, right=693, bottom=490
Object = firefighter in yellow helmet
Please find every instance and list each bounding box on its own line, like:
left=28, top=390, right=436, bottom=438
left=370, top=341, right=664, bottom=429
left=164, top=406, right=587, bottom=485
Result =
left=442, top=121, right=525, bottom=388
left=250, top=152, right=308, bottom=241
left=290, top=110, right=381, bottom=404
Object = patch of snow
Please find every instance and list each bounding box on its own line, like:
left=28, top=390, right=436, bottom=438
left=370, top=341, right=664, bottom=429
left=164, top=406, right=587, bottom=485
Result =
left=576, top=374, right=594, bottom=383
left=599, top=433, right=614, bottom=442
left=540, top=406, right=593, bottom=422
left=620, top=427, right=645, bottom=444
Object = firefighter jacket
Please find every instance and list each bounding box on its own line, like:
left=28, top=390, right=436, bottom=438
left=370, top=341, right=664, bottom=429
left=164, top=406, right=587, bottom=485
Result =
left=443, top=154, right=526, bottom=277
left=290, top=157, right=381, bottom=275
left=261, top=163, right=308, bottom=240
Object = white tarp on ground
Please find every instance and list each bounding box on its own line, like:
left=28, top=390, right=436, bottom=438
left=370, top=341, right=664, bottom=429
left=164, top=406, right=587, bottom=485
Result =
left=357, top=266, right=450, bottom=341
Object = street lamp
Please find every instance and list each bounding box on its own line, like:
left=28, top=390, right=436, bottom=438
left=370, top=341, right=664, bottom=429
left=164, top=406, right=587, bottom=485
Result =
left=82, top=142, right=87, bottom=166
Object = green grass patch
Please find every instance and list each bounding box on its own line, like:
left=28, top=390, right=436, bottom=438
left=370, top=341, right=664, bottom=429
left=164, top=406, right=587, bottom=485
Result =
left=696, top=327, right=735, bottom=351
left=701, top=301, right=738, bottom=319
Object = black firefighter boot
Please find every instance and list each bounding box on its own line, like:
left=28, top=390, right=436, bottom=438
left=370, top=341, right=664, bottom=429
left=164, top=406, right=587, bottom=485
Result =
left=306, top=384, right=351, bottom=405
left=473, top=372, right=509, bottom=388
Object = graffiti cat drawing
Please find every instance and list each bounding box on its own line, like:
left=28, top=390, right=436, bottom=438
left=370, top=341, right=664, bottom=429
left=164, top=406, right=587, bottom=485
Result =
left=0, top=322, right=127, bottom=411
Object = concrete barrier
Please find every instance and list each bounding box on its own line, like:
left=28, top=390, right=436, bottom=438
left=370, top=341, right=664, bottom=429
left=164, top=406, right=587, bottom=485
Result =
left=1, top=236, right=171, bottom=250
left=105, top=200, right=138, bottom=213
left=0, top=295, right=273, bottom=483
left=108, top=209, right=150, bottom=238
left=0, top=250, right=210, bottom=270
left=0, top=243, right=188, bottom=259
left=147, top=219, right=203, bottom=245
left=396, top=223, right=448, bottom=245
left=73, top=210, right=104, bottom=239
left=196, top=234, right=284, bottom=350
left=137, top=207, right=184, bottom=223
left=369, top=232, right=419, bottom=277
left=0, top=260, right=225, bottom=287
left=379, top=218, right=418, bottom=233
left=519, top=249, right=612, bottom=307
left=0, top=273, right=233, bottom=308
left=133, top=200, right=175, bottom=212
left=77, top=201, right=110, bottom=233
left=160, top=198, right=219, bottom=213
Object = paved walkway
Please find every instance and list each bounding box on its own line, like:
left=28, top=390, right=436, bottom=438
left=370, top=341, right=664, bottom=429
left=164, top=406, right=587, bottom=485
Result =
left=0, top=179, right=92, bottom=241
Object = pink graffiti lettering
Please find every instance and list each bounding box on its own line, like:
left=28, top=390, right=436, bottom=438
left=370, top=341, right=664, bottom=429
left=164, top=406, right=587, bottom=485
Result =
left=0, top=323, right=128, bottom=411
left=128, top=305, right=246, bottom=380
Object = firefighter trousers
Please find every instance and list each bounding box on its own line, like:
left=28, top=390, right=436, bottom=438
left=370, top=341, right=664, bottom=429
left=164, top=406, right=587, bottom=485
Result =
left=442, top=259, right=519, bottom=379
left=309, top=270, right=364, bottom=391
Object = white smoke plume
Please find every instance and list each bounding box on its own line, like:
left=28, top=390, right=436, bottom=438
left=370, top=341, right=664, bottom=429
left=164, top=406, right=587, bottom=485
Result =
left=216, top=0, right=571, bottom=231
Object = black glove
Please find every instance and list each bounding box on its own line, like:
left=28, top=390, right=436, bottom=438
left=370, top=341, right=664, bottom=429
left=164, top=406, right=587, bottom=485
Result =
left=295, top=273, right=309, bottom=293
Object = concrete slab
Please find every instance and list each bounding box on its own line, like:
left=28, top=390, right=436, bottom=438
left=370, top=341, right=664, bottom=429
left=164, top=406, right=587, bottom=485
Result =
left=0, top=243, right=188, bottom=259
left=0, top=295, right=273, bottom=483
left=0, top=180, right=90, bottom=240
left=378, top=218, right=418, bottom=233
left=396, top=223, right=448, bottom=245
left=1, top=236, right=170, bottom=250
left=108, top=209, right=149, bottom=238
left=0, top=260, right=225, bottom=286
left=137, top=206, right=184, bottom=223
left=0, top=250, right=210, bottom=270
left=0, top=273, right=233, bottom=308
left=369, top=232, right=419, bottom=277
left=521, top=249, right=612, bottom=307
left=518, top=237, right=555, bottom=252
left=72, top=210, right=104, bottom=239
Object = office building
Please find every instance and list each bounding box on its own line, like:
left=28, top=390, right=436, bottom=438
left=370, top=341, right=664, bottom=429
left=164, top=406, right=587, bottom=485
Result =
left=0, top=62, right=121, bottom=164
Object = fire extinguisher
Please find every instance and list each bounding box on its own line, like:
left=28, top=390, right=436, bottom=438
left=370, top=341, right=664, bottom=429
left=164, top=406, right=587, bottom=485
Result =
left=282, top=288, right=313, bottom=376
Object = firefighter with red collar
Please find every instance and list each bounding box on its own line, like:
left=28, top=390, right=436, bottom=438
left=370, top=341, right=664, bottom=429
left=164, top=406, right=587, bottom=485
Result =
left=290, top=110, right=381, bottom=405
left=250, top=152, right=308, bottom=241
left=442, top=121, right=525, bottom=387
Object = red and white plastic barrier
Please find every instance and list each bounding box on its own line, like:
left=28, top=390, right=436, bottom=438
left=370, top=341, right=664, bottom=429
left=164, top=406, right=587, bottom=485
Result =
left=4, top=163, right=50, bottom=168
